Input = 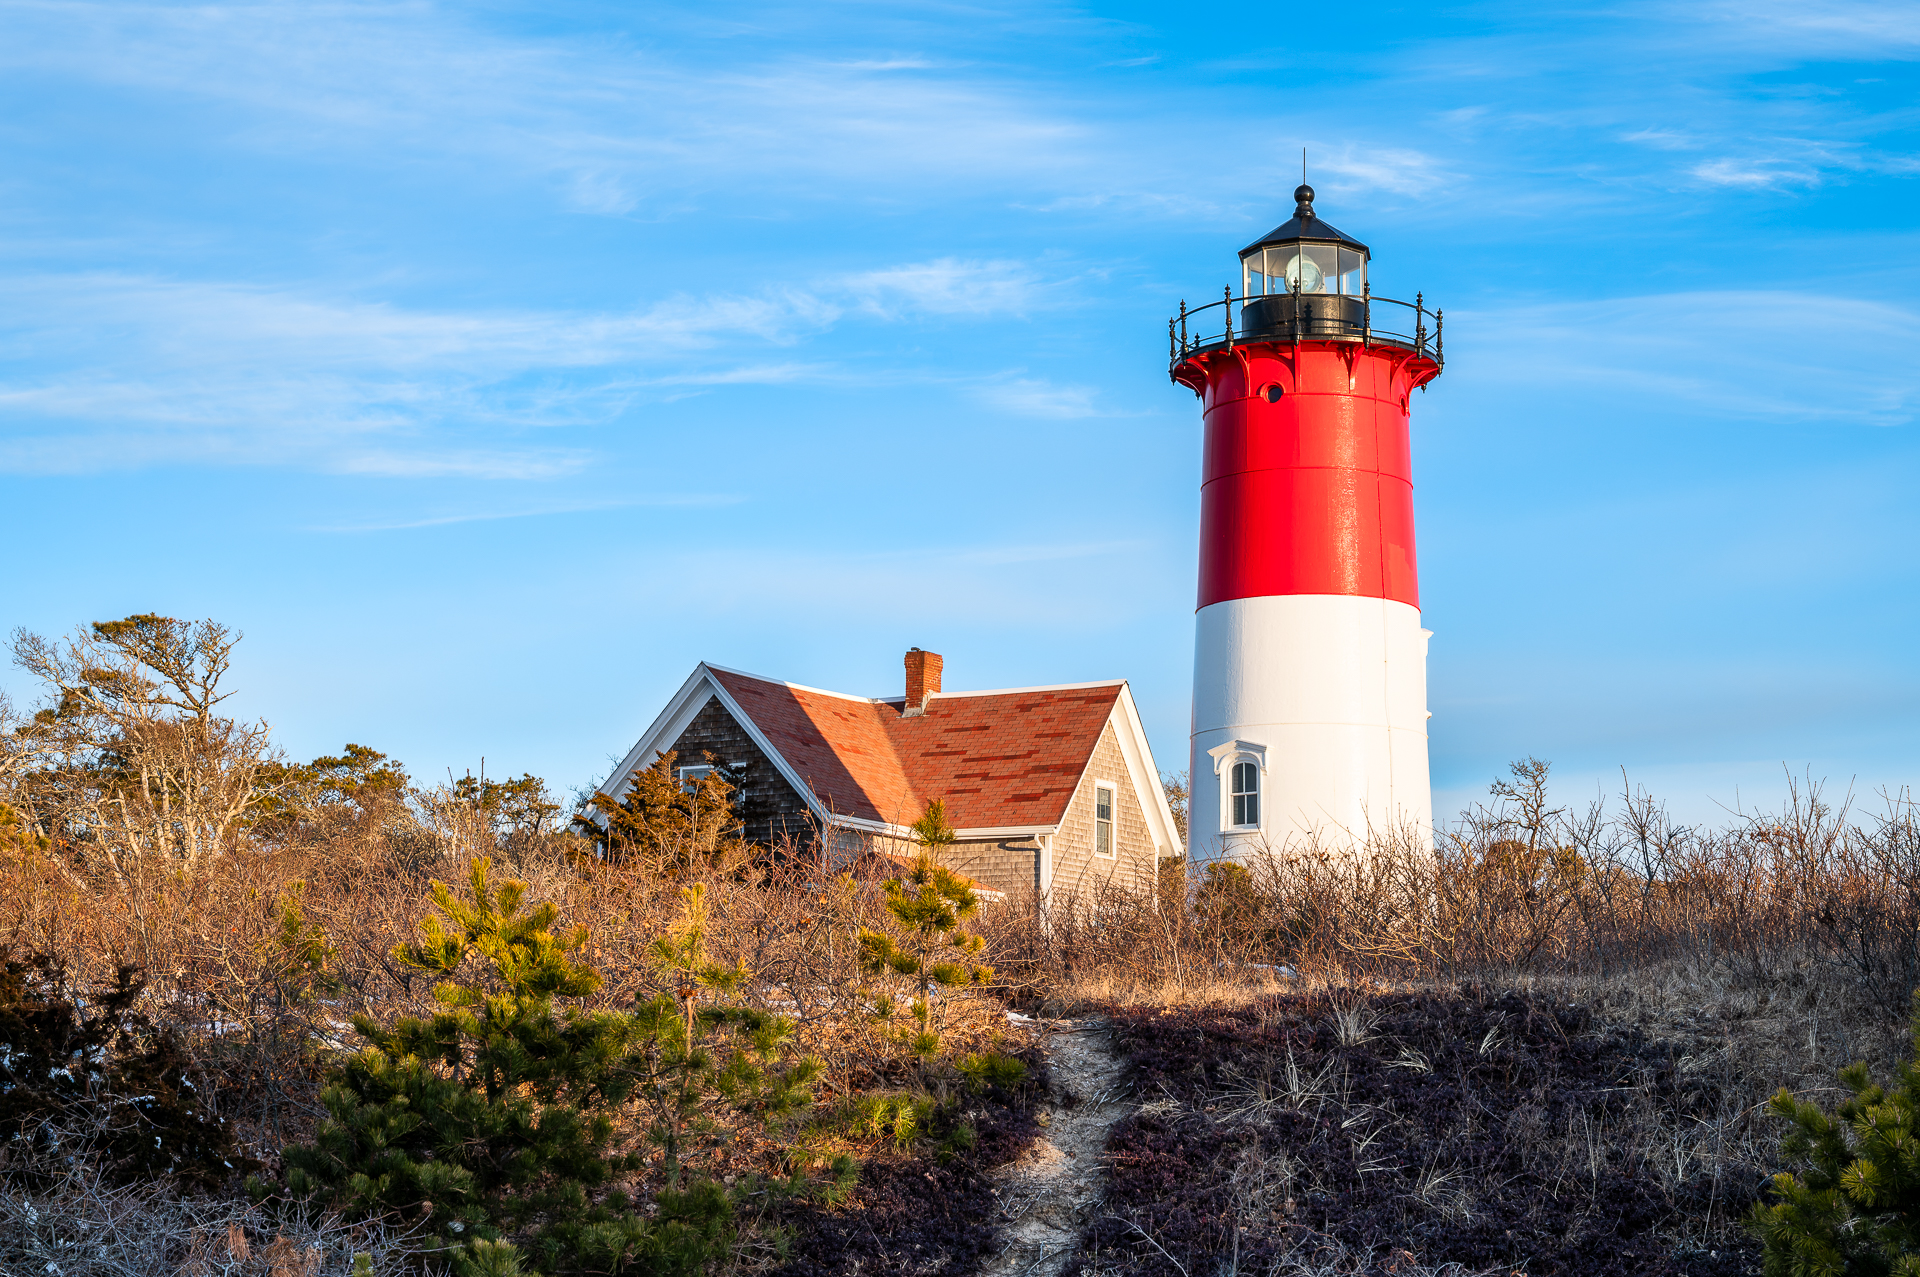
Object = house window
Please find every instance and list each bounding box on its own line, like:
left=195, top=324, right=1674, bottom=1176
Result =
left=1230, top=761, right=1260, bottom=829
left=1095, top=783, right=1115, bottom=857
left=677, top=764, right=713, bottom=792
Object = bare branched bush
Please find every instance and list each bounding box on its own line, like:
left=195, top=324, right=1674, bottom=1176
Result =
left=0, top=1126, right=417, bottom=1277
left=981, top=762, right=1920, bottom=1028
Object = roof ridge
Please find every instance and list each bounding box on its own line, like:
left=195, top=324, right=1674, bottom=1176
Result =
left=703, top=661, right=893, bottom=705
left=708, top=663, right=1124, bottom=706
left=925, top=678, right=1125, bottom=699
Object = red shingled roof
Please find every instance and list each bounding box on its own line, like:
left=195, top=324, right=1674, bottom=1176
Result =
left=708, top=667, right=1122, bottom=831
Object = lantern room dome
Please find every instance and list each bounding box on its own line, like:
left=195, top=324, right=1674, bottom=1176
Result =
left=1238, top=187, right=1369, bottom=300
left=1239, top=185, right=1369, bottom=258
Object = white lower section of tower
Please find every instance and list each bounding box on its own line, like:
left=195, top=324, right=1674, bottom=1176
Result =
left=1188, top=594, right=1432, bottom=865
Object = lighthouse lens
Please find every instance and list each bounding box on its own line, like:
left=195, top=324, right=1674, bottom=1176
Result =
left=1282, top=252, right=1327, bottom=293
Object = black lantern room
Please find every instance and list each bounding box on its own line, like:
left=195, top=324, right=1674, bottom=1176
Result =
left=1237, top=184, right=1369, bottom=341
left=1167, top=185, right=1441, bottom=371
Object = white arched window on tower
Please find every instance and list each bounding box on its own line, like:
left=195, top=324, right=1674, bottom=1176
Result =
left=1230, top=761, right=1260, bottom=829
left=1207, top=740, right=1268, bottom=834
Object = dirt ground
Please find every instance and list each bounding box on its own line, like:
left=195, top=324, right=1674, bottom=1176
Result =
left=978, top=1015, right=1133, bottom=1277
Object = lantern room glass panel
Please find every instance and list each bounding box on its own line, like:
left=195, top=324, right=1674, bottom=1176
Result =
left=1336, top=247, right=1367, bottom=296
left=1242, top=257, right=1266, bottom=296
left=1243, top=243, right=1369, bottom=298
left=1258, top=244, right=1338, bottom=295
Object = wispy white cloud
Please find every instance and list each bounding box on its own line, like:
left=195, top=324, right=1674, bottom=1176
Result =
left=1681, top=0, right=1920, bottom=56
left=1689, top=157, right=1823, bottom=187
left=0, top=1, right=1100, bottom=213
left=328, top=449, right=590, bottom=481
left=0, top=257, right=1069, bottom=475
left=309, top=494, right=742, bottom=533
left=973, top=377, right=1100, bottom=419
left=950, top=539, right=1148, bottom=565
left=1622, top=128, right=1699, bottom=151
left=1458, top=290, right=1920, bottom=426
left=642, top=538, right=1160, bottom=624
left=840, top=259, right=1046, bottom=318
left=644, top=363, right=825, bottom=388
left=1311, top=145, right=1454, bottom=198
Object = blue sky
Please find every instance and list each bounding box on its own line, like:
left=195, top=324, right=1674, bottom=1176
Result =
left=3, top=0, right=1917, bottom=824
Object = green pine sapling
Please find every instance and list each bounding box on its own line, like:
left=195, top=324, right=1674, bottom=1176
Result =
left=1749, top=992, right=1920, bottom=1276
left=858, top=800, right=994, bottom=1059
left=262, top=859, right=742, bottom=1276
left=271, top=881, right=344, bottom=1002
left=629, top=884, right=823, bottom=1189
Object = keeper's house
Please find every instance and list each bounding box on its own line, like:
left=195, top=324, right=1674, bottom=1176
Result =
left=606, top=649, right=1184, bottom=900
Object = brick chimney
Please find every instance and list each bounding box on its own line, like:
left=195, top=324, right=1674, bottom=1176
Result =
left=903, top=648, right=942, bottom=716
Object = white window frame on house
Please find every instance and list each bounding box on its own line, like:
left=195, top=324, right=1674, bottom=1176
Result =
left=1093, top=778, right=1118, bottom=858
left=1206, top=740, right=1268, bottom=834
left=677, top=764, right=714, bottom=792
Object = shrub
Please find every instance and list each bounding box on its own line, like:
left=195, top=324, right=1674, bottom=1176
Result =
left=0, top=951, right=242, bottom=1192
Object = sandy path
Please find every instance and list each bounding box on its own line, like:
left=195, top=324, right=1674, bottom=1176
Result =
left=979, top=1017, right=1132, bottom=1277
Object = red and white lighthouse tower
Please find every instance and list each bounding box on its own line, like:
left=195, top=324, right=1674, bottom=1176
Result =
left=1172, top=185, right=1443, bottom=862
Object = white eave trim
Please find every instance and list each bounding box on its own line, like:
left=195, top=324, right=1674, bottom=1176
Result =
left=809, top=815, right=1060, bottom=842
left=1111, top=683, right=1187, bottom=859
left=949, top=824, right=1058, bottom=839
left=594, top=665, right=723, bottom=820
left=597, top=663, right=855, bottom=836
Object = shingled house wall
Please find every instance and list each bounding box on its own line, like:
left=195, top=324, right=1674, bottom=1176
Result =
left=660, top=694, right=817, bottom=849
left=943, top=838, right=1043, bottom=898
left=1049, top=721, right=1161, bottom=898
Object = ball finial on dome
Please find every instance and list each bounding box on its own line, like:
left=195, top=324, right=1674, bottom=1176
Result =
left=1294, top=184, right=1315, bottom=217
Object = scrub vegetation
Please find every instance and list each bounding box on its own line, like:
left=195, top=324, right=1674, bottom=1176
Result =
left=3, top=613, right=1919, bottom=1276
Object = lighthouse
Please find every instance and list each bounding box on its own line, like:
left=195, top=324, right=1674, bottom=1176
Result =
left=1171, top=185, right=1443, bottom=863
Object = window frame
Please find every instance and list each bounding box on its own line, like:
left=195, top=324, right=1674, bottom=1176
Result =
left=1205, top=740, right=1268, bottom=834
left=677, top=764, right=714, bottom=792
left=1092, top=778, right=1118, bottom=858
left=1229, top=761, right=1260, bottom=831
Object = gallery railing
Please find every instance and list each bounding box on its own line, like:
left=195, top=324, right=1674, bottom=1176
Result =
left=1170, top=287, right=1442, bottom=374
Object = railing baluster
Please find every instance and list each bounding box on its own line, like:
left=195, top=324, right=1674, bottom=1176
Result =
left=1224, top=286, right=1233, bottom=347
left=1435, top=309, right=1443, bottom=365
left=1179, top=300, right=1187, bottom=353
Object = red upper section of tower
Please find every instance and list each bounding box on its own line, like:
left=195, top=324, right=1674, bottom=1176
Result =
left=1178, top=341, right=1439, bottom=612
